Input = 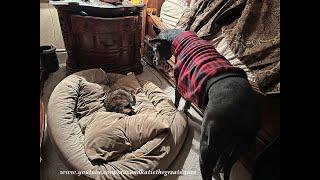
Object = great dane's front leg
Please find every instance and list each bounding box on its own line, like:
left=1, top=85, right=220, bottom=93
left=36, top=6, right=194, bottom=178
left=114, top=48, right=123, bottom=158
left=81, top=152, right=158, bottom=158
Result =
left=174, top=88, right=181, bottom=108
left=183, top=101, right=191, bottom=112
left=174, top=70, right=181, bottom=108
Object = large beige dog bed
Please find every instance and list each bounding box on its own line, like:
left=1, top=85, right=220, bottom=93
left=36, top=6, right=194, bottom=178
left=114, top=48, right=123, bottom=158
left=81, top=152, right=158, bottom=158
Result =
left=47, top=69, right=188, bottom=180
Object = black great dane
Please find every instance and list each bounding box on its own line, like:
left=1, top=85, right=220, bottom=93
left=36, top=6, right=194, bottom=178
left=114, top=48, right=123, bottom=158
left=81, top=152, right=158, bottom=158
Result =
left=149, top=28, right=261, bottom=180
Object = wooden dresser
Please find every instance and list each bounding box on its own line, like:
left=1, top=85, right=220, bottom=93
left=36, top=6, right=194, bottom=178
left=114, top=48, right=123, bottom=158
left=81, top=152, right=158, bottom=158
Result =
left=52, top=3, right=144, bottom=75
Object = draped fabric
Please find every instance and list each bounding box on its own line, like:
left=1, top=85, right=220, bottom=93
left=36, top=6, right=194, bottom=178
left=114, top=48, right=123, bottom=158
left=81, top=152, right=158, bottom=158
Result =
left=176, top=0, right=280, bottom=93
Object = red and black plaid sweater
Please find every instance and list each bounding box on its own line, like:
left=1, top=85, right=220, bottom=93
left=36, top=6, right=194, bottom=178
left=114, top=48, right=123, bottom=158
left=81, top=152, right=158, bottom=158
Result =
left=172, top=31, right=247, bottom=107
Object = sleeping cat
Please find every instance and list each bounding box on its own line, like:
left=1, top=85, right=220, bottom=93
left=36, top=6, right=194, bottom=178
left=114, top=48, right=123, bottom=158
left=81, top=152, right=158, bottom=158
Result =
left=104, top=89, right=136, bottom=115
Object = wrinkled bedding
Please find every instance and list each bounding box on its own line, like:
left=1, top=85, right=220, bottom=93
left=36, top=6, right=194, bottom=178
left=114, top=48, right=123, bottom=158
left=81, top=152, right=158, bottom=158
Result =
left=176, top=0, right=280, bottom=93
left=159, top=0, right=280, bottom=93
left=47, top=69, right=188, bottom=180
left=84, top=112, right=170, bottom=162
left=160, top=0, right=190, bottom=28
left=79, top=74, right=176, bottom=163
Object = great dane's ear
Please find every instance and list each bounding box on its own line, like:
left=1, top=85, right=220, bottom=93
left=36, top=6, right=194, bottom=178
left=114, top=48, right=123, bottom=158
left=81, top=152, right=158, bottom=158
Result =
left=148, top=38, right=163, bottom=44
left=152, top=25, right=161, bottom=35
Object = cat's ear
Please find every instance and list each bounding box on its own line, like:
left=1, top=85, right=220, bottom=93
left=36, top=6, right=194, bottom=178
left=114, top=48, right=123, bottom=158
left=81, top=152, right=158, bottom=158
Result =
left=131, top=93, right=136, bottom=105
left=104, top=97, right=112, bottom=111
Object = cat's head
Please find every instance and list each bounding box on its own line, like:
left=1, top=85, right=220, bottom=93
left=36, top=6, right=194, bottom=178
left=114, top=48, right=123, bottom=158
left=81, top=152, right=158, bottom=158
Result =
left=104, top=89, right=136, bottom=115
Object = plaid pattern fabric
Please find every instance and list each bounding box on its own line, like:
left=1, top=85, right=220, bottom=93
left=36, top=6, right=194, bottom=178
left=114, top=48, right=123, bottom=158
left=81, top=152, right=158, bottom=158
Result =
left=172, top=31, right=247, bottom=107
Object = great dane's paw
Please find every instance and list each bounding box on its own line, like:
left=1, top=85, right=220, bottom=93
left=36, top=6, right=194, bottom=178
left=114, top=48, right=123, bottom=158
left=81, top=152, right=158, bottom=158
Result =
left=183, top=108, right=189, bottom=113
left=212, top=173, right=222, bottom=180
left=174, top=103, right=179, bottom=109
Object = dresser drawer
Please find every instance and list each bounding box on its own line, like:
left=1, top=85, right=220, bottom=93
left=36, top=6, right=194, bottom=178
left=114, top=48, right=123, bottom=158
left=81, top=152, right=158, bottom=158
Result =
left=71, top=15, right=137, bottom=33
left=71, top=15, right=137, bottom=53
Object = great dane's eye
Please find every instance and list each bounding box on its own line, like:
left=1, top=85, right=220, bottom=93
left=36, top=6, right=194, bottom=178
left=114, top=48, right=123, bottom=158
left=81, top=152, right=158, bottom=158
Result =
left=152, top=43, right=159, bottom=52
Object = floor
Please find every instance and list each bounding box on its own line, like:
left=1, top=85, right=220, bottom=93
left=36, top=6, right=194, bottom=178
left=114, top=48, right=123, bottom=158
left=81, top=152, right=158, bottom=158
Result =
left=40, top=52, right=251, bottom=180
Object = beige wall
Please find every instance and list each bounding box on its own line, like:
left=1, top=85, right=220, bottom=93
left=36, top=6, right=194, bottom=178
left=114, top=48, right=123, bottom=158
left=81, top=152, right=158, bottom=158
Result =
left=40, top=3, right=65, bottom=49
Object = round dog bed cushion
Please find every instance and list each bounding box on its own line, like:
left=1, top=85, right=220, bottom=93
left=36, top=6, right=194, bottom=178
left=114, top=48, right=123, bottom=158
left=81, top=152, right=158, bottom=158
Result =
left=47, top=69, right=188, bottom=180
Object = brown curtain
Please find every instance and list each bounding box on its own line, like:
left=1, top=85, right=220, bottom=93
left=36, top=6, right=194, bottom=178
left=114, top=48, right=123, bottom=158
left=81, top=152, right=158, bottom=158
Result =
left=177, top=0, right=280, bottom=93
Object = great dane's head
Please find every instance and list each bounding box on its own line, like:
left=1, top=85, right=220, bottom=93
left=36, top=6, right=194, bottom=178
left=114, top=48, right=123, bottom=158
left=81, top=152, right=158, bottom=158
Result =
left=148, top=26, right=183, bottom=64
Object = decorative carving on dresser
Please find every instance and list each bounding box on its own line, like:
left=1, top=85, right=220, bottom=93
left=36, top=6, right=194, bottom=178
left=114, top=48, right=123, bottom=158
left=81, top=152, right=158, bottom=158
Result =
left=52, top=2, right=144, bottom=75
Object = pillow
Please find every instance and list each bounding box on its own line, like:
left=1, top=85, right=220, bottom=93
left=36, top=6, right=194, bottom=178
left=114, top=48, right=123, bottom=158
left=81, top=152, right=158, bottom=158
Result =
left=84, top=112, right=170, bottom=163
left=125, top=114, right=171, bottom=150
left=111, top=74, right=142, bottom=94
left=84, top=112, right=130, bottom=162
left=76, top=79, right=111, bottom=119
left=72, top=68, right=107, bottom=84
